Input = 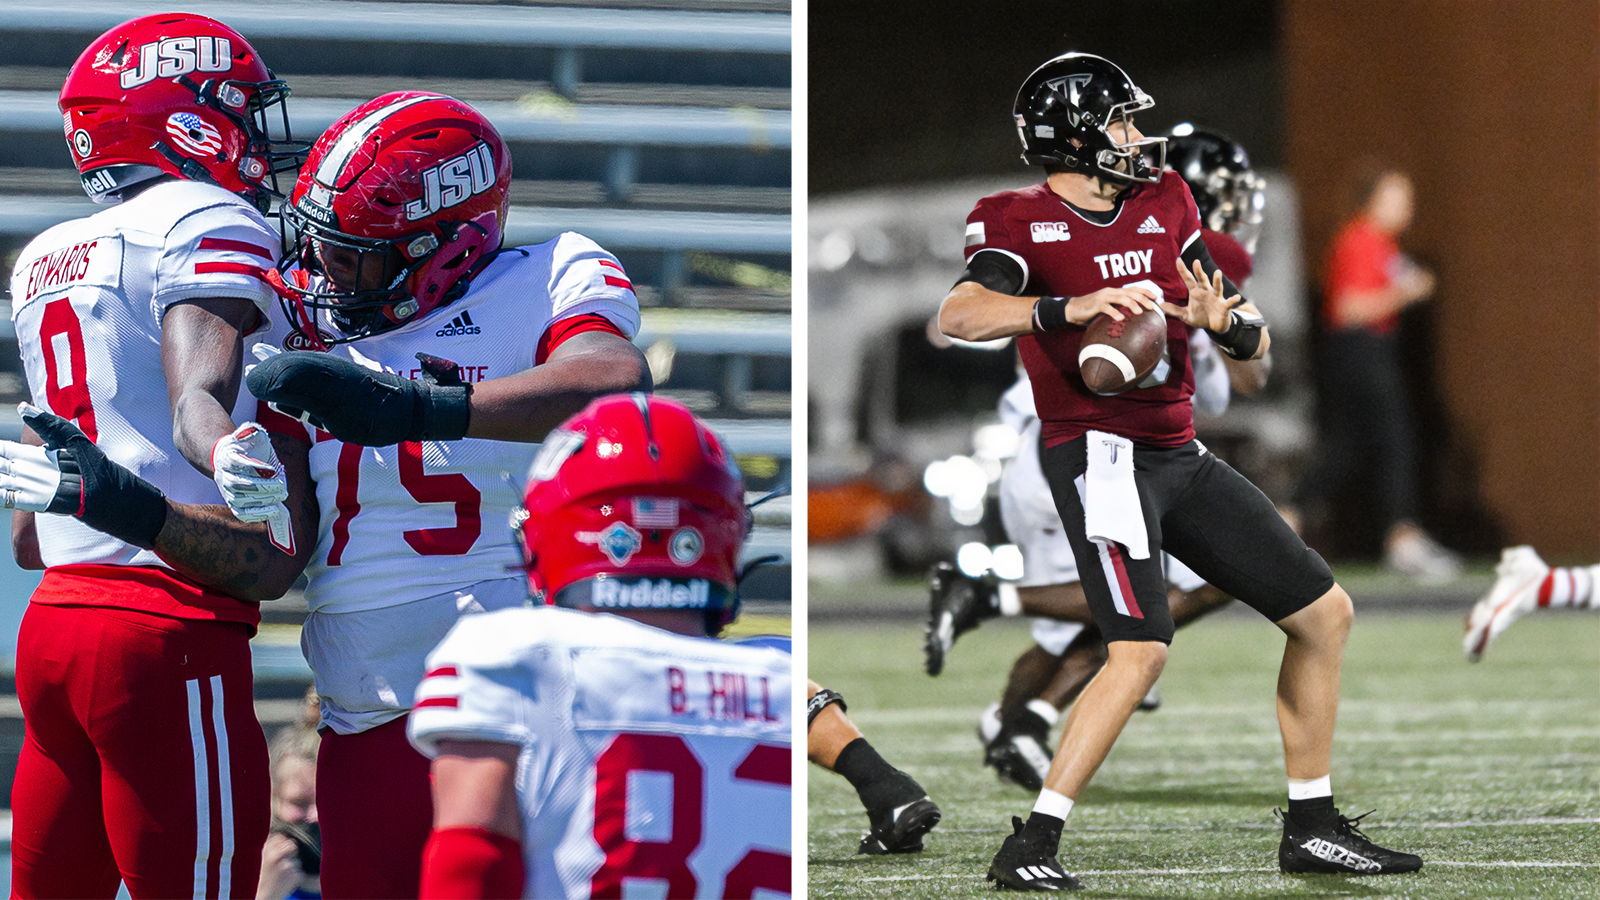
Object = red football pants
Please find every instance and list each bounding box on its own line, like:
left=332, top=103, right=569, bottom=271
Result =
left=317, top=716, right=434, bottom=899
left=11, top=603, right=269, bottom=899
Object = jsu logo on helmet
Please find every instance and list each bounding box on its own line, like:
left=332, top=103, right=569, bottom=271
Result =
left=119, top=36, right=233, bottom=90
left=1031, top=222, right=1071, bottom=243
left=404, top=141, right=496, bottom=222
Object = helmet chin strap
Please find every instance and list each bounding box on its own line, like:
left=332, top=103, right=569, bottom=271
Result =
left=151, top=141, right=221, bottom=186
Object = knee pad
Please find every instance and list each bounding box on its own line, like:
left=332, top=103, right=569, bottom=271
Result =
left=806, top=687, right=847, bottom=729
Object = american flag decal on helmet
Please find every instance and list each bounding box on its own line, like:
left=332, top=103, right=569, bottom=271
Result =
left=632, top=497, right=680, bottom=528
left=166, top=113, right=222, bottom=157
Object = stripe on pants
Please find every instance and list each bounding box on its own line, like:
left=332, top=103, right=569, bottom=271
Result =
left=207, top=674, right=235, bottom=899
left=186, top=679, right=211, bottom=899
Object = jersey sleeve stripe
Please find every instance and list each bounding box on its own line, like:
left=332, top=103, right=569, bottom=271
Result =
left=1180, top=229, right=1202, bottom=252
left=194, top=261, right=271, bottom=284
left=197, top=238, right=275, bottom=262
left=597, top=260, right=626, bottom=272
left=425, top=666, right=459, bottom=679
left=536, top=312, right=628, bottom=365
left=416, top=696, right=460, bottom=709
left=601, top=275, right=634, bottom=290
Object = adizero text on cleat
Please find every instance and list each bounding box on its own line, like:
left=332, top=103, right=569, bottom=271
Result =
left=1277, top=807, right=1423, bottom=875
left=858, top=796, right=941, bottom=854
left=986, top=816, right=1083, bottom=891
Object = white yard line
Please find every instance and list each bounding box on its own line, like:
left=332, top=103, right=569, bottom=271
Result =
left=845, top=861, right=1600, bottom=882
left=812, top=815, right=1600, bottom=832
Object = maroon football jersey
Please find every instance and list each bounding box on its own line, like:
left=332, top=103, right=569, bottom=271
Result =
left=1201, top=228, right=1253, bottom=284
left=964, top=175, right=1203, bottom=447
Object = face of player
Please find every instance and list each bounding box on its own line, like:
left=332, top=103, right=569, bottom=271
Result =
left=1104, top=117, right=1146, bottom=176
left=1367, top=172, right=1415, bottom=233
left=313, top=240, right=402, bottom=297
left=272, top=757, right=317, bottom=824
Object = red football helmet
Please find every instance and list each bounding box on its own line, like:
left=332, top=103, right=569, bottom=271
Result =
left=519, top=394, right=749, bottom=635
left=277, top=91, right=512, bottom=348
left=58, top=13, right=300, bottom=208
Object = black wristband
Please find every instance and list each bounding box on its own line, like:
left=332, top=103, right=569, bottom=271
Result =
left=1211, top=308, right=1265, bottom=360
left=418, top=382, right=472, bottom=441
left=1033, top=296, right=1071, bottom=332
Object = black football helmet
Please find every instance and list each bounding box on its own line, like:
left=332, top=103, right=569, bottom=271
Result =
left=1013, top=52, right=1166, bottom=183
left=1166, top=123, right=1266, bottom=252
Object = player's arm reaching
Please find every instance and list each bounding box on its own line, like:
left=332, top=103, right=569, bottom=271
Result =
left=422, top=740, right=525, bottom=900
left=245, top=330, right=649, bottom=447
left=0, top=406, right=318, bottom=602
left=939, top=250, right=1159, bottom=342
left=1161, top=257, right=1270, bottom=361
left=163, top=297, right=260, bottom=471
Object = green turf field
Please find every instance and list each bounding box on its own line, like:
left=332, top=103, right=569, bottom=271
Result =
left=808, top=609, right=1600, bottom=898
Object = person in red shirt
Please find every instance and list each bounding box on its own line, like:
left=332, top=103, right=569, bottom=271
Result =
left=1298, top=165, right=1461, bottom=581
left=939, top=52, right=1421, bottom=889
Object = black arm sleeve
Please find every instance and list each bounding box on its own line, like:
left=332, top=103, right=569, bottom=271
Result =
left=1179, top=235, right=1242, bottom=302
left=954, top=249, right=1025, bottom=295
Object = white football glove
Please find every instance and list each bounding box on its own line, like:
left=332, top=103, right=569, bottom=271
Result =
left=212, top=422, right=295, bottom=555
left=0, top=439, right=67, bottom=512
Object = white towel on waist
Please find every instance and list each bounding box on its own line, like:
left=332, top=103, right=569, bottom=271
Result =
left=1083, top=430, right=1149, bottom=559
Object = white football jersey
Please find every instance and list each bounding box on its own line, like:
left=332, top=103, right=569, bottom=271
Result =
left=8, top=181, right=279, bottom=568
left=257, top=233, right=640, bottom=614
left=410, top=607, right=792, bottom=900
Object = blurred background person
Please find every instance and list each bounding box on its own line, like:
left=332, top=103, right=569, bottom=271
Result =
left=1293, top=163, right=1461, bottom=582
left=259, top=713, right=322, bottom=900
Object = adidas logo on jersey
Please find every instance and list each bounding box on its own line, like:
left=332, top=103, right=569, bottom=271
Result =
left=1136, top=215, right=1166, bottom=235
left=1030, top=221, right=1071, bottom=243
left=435, top=311, right=480, bottom=337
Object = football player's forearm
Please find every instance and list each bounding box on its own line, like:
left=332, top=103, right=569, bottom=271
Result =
left=12, top=425, right=44, bottom=569
left=466, top=334, right=650, bottom=443
left=1223, top=353, right=1270, bottom=394
left=938, top=283, right=1038, bottom=341
left=163, top=299, right=257, bottom=473
left=153, top=502, right=313, bottom=602
left=11, top=510, right=43, bottom=570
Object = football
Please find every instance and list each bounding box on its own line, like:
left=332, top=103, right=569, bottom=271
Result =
left=1078, top=306, right=1168, bottom=394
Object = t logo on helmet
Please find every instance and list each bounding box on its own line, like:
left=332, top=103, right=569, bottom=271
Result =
left=1046, top=73, right=1095, bottom=106
left=118, top=36, right=233, bottom=89
left=404, top=142, right=496, bottom=222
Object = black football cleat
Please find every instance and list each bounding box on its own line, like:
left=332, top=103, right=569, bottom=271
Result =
left=925, top=561, right=1000, bottom=676
left=858, top=796, right=942, bottom=854
left=983, top=712, right=1052, bottom=791
left=1277, top=807, right=1423, bottom=875
left=986, top=817, right=1083, bottom=891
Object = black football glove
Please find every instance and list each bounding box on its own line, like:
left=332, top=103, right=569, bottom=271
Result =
left=246, top=349, right=472, bottom=446
left=20, top=404, right=168, bottom=549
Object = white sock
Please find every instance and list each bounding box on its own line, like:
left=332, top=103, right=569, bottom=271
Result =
left=1287, top=774, right=1332, bottom=801
left=997, top=581, right=1023, bottom=617
left=1026, top=698, right=1060, bottom=727
left=1032, top=787, right=1075, bottom=821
